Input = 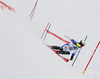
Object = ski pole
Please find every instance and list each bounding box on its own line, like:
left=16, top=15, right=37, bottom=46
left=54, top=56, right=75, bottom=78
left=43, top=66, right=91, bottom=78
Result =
left=64, top=35, right=71, bottom=40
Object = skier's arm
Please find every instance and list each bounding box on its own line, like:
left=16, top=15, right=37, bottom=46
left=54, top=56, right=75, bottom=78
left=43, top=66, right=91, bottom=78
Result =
left=70, top=47, right=81, bottom=61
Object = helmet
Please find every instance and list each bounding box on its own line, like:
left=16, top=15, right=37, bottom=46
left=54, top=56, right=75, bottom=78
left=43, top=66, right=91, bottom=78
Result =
left=71, top=39, right=76, bottom=44
left=71, top=39, right=85, bottom=47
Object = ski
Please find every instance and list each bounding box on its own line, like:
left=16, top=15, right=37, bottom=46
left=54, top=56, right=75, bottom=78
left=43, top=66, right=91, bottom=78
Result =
left=46, top=45, right=69, bottom=62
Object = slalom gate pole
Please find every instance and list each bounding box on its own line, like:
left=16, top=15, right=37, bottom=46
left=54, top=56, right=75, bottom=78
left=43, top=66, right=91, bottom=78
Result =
left=43, top=24, right=51, bottom=41
left=30, top=4, right=35, bottom=16
left=30, top=0, right=38, bottom=20
left=41, top=22, right=50, bottom=39
left=47, top=31, right=70, bottom=43
left=41, top=23, right=70, bottom=43
left=83, top=41, right=100, bottom=74
left=0, top=1, right=16, bottom=13
left=72, top=36, right=88, bottom=67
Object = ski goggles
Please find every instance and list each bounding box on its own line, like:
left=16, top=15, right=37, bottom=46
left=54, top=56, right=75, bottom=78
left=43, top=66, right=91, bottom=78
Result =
left=76, top=43, right=81, bottom=47
left=76, top=43, right=85, bottom=47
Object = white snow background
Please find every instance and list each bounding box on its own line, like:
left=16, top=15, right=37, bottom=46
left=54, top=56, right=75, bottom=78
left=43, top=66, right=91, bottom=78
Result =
left=0, top=0, right=100, bottom=79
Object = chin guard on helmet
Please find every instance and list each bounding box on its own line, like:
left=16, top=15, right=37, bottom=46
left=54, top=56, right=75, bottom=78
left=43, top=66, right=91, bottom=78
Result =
left=79, top=40, right=85, bottom=47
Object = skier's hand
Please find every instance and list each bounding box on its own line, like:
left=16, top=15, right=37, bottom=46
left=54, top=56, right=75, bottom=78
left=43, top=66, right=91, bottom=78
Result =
left=70, top=59, right=73, bottom=61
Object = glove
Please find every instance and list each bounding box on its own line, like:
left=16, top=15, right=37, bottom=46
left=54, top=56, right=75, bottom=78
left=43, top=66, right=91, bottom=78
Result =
left=70, top=59, right=73, bottom=61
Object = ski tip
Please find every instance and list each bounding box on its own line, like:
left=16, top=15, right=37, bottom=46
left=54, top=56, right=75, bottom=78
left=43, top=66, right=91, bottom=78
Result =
left=64, top=58, right=69, bottom=62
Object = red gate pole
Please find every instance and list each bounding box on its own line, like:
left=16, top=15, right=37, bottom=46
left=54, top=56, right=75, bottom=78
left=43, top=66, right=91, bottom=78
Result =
left=83, top=41, right=100, bottom=74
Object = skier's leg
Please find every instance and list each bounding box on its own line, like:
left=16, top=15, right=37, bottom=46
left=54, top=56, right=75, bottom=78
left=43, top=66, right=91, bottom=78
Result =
left=70, top=53, right=75, bottom=61
left=51, top=46, right=63, bottom=50
left=57, top=51, right=70, bottom=54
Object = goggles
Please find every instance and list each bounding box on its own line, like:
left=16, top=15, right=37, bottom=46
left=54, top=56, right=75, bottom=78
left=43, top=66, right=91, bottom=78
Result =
left=76, top=43, right=81, bottom=47
left=76, top=43, right=85, bottom=47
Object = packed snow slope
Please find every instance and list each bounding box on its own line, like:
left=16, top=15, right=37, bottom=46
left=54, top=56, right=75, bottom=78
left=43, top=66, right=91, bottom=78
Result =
left=0, top=0, right=100, bottom=79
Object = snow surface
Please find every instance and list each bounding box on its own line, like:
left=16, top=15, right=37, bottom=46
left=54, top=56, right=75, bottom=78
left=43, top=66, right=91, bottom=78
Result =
left=0, top=0, right=100, bottom=79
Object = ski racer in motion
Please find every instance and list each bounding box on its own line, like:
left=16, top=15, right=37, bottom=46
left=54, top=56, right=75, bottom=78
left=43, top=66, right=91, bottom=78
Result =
left=51, top=39, right=85, bottom=61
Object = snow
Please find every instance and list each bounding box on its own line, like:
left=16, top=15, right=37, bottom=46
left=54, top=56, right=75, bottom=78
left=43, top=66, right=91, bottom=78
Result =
left=0, top=0, right=100, bottom=79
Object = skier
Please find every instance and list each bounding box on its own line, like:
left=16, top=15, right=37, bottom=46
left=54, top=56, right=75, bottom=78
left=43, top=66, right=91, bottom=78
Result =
left=51, top=39, right=85, bottom=61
